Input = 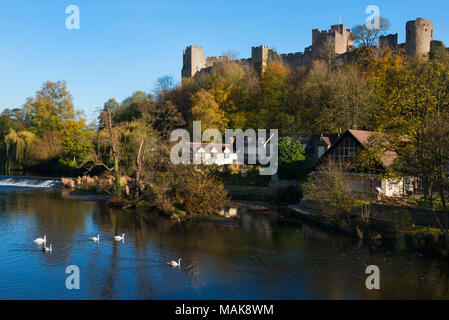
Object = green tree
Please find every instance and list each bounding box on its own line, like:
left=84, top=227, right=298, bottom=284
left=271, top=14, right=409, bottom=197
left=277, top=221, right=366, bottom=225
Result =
left=4, top=128, right=35, bottom=172
left=278, top=137, right=308, bottom=180
left=23, top=80, right=75, bottom=136
left=61, top=119, right=92, bottom=165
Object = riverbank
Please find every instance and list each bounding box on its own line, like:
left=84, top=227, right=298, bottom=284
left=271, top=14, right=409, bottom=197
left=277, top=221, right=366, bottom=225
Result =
left=289, top=200, right=449, bottom=259
left=58, top=175, right=449, bottom=259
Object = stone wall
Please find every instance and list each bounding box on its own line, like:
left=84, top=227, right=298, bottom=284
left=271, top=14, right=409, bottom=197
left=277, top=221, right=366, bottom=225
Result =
left=182, top=18, right=444, bottom=78
left=298, top=199, right=448, bottom=229
left=369, top=203, right=447, bottom=228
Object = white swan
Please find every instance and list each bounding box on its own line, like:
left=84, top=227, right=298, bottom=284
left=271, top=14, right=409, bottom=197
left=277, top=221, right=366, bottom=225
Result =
left=33, top=235, right=46, bottom=245
left=42, top=243, right=52, bottom=253
left=89, top=234, right=100, bottom=242
left=167, top=258, right=181, bottom=267
left=114, top=234, right=125, bottom=241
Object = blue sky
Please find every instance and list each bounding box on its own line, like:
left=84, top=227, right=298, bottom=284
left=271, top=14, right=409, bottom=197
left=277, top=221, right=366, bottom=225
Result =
left=1, top=0, right=449, bottom=121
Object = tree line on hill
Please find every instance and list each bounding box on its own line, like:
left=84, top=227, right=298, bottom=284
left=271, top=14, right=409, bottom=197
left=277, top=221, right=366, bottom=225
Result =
left=1, top=40, right=449, bottom=215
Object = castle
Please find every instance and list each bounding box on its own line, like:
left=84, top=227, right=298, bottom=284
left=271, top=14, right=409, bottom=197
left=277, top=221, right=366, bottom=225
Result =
left=182, top=18, right=445, bottom=78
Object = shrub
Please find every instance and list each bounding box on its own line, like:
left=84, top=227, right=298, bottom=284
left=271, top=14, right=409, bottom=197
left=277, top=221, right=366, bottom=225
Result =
left=178, top=170, right=229, bottom=216
left=303, top=160, right=357, bottom=217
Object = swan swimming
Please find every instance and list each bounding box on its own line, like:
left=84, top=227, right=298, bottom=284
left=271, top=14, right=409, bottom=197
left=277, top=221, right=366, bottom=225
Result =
left=167, top=258, right=181, bottom=267
left=114, top=234, right=125, bottom=241
left=33, top=235, right=46, bottom=245
left=89, top=234, right=100, bottom=242
left=42, top=243, right=52, bottom=253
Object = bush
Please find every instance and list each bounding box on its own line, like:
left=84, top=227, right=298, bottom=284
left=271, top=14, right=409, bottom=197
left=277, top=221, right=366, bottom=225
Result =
left=177, top=170, right=229, bottom=216
left=143, top=163, right=229, bottom=217
left=303, top=160, right=357, bottom=217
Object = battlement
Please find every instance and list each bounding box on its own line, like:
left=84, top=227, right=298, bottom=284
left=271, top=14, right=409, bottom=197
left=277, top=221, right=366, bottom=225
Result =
left=182, top=18, right=442, bottom=79
left=377, top=18, right=438, bottom=57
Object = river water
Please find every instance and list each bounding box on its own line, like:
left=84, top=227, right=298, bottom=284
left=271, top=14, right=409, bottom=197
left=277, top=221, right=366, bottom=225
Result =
left=0, top=182, right=449, bottom=299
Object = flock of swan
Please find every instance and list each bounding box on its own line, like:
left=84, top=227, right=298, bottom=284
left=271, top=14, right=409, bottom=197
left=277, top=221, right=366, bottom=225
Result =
left=33, top=233, right=181, bottom=267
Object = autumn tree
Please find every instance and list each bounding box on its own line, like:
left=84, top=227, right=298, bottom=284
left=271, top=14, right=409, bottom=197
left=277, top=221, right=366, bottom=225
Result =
left=258, top=63, right=296, bottom=132
left=190, top=89, right=227, bottom=131
left=323, top=66, right=376, bottom=131
left=23, top=80, right=76, bottom=136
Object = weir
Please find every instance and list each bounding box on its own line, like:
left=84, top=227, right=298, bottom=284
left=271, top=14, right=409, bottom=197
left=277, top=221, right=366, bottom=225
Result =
left=0, top=176, right=61, bottom=188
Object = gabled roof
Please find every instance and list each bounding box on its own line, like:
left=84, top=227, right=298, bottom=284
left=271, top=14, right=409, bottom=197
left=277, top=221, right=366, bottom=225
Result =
left=347, top=129, right=374, bottom=146
left=185, top=142, right=234, bottom=153
left=313, top=129, right=397, bottom=169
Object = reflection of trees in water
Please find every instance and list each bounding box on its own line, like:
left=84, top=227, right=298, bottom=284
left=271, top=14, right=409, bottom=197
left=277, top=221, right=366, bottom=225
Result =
left=2, top=190, right=94, bottom=265
left=240, top=211, right=274, bottom=242
left=133, top=214, right=155, bottom=298
left=292, top=223, right=449, bottom=299
left=8, top=189, right=449, bottom=299
left=99, top=239, right=120, bottom=299
left=3, top=190, right=90, bottom=235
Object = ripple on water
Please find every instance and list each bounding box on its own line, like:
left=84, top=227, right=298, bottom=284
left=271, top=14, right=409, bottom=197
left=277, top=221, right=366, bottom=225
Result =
left=1, top=188, right=449, bottom=299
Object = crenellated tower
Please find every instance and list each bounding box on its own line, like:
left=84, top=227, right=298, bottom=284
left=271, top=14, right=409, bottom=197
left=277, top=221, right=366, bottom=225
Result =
left=181, top=45, right=206, bottom=78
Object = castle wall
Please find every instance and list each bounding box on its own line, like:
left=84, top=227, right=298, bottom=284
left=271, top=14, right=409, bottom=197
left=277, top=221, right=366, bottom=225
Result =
left=182, top=18, right=441, bottom=78
left=379, top=33, right=398, bottom=50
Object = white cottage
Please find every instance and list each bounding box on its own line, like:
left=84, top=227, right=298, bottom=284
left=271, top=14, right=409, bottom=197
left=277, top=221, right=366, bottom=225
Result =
left=185, top=142, right=238, bottom=165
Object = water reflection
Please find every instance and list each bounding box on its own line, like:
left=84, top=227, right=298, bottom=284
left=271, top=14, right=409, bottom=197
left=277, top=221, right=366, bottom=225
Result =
left=0, top=187, right=448, bottom=299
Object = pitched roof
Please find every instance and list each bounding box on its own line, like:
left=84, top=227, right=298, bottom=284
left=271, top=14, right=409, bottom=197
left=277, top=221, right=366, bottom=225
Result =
left=347, top=130, right=397, bottom=167
left=314, top=129, right=398, bottom=169
left=347, top=129, right=374, bottom=146
left=185, top=142, right=233, bottom=153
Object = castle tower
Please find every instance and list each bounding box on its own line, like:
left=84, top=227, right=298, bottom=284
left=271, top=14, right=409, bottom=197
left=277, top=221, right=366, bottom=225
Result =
left=379, top=33, right=398, bottom=50
left=406, top=18, right=433, bottom=57
left=251, top=45, right=269, bottom=73
left=311, top=24, right=352, bottom=59
left=182, top=45, right=206, bottom=78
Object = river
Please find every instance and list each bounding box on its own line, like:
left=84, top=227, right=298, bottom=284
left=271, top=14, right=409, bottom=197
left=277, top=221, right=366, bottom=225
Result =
left=0, top=179, right=448, bottom=299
